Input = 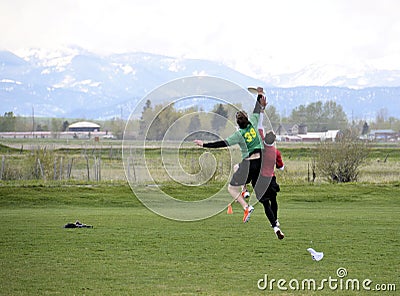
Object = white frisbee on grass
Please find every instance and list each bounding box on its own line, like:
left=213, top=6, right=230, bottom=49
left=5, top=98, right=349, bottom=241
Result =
left=307, top=248, right=324, bottom=261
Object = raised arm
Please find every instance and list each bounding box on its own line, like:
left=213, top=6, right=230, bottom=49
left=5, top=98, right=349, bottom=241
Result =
left=253, top=87, right=267, bottom=114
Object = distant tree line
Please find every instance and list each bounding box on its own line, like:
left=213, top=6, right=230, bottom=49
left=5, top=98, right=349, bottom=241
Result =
left=1, top=101, right=400, bottom=137
left=131, top=99, right=400, bottom=140
left=0, top=111, right=71, bottom=133
left=285, top=101, right=348, bottom=131
left=137, top=100, right=238, bottom=141
left=0, top=111, right=127, bottom=140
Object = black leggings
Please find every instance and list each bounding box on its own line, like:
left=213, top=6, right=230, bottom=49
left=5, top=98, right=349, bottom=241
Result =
left=254, top=176, right=280, bottom=227
left=261, top=195, right=278, bottom=227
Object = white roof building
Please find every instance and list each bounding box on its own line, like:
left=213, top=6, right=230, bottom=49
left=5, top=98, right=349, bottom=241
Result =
left=68, top=121, right=100, bottom=132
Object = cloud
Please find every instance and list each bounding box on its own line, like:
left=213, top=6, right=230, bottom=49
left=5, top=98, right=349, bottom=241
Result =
left=1, top=0, right=400, bottom=76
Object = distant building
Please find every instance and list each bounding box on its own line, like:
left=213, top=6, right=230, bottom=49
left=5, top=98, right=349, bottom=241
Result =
left=275, top=121, right=341, bottom=142
left=68, top=121, right=100, bottom=132
left=369, top=129, right=398, bottom=141
left=298, top=130, right=340, bottom=142
left=276, top=123, right=301, bottom=136
left=298, top=123, right=308, bottom=135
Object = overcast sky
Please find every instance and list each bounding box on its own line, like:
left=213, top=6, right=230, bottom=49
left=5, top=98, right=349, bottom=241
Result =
left=1, top=0, right=400, bottom=77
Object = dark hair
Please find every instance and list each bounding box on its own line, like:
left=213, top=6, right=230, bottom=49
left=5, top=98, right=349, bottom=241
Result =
left=264, top=130, right=276, bottom=145
left=236, top=111, right=249, bottom=129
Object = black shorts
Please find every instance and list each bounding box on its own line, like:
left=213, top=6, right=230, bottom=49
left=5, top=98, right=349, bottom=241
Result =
left=254, top=175, right=280, bottom=202
left=229, top=158, right=261, bottom=187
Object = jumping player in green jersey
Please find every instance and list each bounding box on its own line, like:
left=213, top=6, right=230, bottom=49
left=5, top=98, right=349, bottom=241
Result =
left=194, top=89, right=266, bottom=223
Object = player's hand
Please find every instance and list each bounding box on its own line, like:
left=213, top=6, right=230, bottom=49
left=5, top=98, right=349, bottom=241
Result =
left=259, top=95, right=267, bottom=108
left=193, top=139, right=204, bottom=147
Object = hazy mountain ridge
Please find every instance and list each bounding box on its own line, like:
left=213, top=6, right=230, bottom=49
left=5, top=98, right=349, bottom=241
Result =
left=265, top=86, right=400, bottom=120
left=272, top=63, right=400, bottom=88
left=1, top=48, right=399, bottom=120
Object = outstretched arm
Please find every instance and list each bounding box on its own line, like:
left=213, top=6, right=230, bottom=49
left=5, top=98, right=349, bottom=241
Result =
left=194, top=139, right=228, bottom=148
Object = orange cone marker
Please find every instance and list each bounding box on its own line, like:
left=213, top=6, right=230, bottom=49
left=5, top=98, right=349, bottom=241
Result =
left=227, top=204, right=233, bottom=214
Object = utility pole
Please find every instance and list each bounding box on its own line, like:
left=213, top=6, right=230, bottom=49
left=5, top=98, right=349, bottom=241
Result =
left=32, top=106, right=35, bottom=136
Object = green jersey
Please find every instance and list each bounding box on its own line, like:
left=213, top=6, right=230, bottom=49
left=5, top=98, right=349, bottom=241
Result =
left=225, top=113, right=263, bottom=159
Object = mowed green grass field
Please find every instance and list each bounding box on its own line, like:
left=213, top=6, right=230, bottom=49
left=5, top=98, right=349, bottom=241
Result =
left=0, top=182, right=399, bottom=295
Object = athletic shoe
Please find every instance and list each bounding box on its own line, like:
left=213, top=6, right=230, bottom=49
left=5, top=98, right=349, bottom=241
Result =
left=270, top=220, right=280, bottom=228
left=274, top=227, right=285, bottom=240
left=241, top=189, right=250, bottom=200
left=243, top=205, right=254, bottom=223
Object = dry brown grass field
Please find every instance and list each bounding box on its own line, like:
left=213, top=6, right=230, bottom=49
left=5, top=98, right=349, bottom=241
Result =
left=0, top=138, right=399, bottom=184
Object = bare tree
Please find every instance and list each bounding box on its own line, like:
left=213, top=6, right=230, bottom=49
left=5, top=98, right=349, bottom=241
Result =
left=315, top=131, right=370, bottom=183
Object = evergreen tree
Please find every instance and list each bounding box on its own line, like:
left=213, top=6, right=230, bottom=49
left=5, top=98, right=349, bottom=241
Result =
left=211, top=104, right=228, bottom=131
left=139, top=100, right=153, bottom=138
left=146, top=103, right=180, bottom=140
left=361, top=121, right=369, bottom=135
left=62, top=121, right=70, bottom=132
left=188, top=114, right=201, bottom=134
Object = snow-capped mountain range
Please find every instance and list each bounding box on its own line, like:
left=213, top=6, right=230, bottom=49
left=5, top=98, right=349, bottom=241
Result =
left=270, top=63, right=400, bottom=89
left=1, top=47, right=400, bottom=120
